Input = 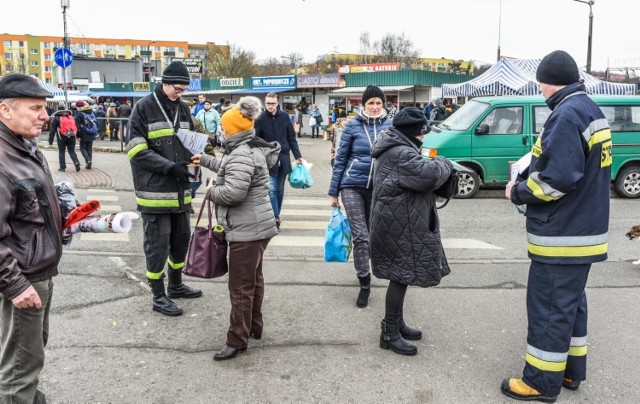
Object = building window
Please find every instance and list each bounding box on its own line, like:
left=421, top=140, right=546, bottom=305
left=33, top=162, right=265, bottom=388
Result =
left=30, top=48, right=38, bottom=54
left=5, top=65, right=13, bottom=72
left=31, top=61, right=39, bottom=67
left=106, top=45, right=115, bottom=54
left=44, top=54, right=51, bottom=60
left=3, top=40, right=11, bottom=47
left=43, top=42, right=51, bottom=49
left=178, top=48, right=184, bottom=54
left=45, top=78, right=52, bottom=84
left=119, top=45, right=125, bottom=52
left=4, top=53, right=12, bottom=59
left=131, top=45, right=138, bottom=52
left=45, top=66, right=51, bottom=72
left=18, top=41, right=24, bottom=47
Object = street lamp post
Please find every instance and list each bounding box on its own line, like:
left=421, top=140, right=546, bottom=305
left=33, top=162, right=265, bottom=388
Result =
left=60, top=0, right=70, bottom=108
left=573, top=0, right=595, bottom=74
left=281, top=55, right=300, bottom=75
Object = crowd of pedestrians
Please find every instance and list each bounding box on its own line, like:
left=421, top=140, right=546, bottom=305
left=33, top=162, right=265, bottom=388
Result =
left=0, top=49, right=611, bottom=403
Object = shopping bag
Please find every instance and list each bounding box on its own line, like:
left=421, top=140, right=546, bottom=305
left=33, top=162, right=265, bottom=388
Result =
left=288, top=160, right=314, bottom=189
left=183, top=199, right=228, bottom=279
left=324, top=208, right=352, bottom=262
left=309, top=117, right=317, bottom=126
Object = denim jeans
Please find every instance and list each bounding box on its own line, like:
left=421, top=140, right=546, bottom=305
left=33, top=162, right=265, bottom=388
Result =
left=268, top=166, right=287, bottom=219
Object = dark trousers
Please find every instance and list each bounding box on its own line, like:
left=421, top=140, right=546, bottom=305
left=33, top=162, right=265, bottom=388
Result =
left=57, top=134, right=79, bottom=170
left=80, top=140, right=93, bottom=164
left=522, top=261, right=590, bottom=397
left=340, top=187, right=373, bottom=279
left=109, top=122, right=119, bottom=140
left=141, top=211, right=191, bottom=280
left=226, top=238, right=270, bottom=349
left=384, top=281, right=408, bottom=327
left=0, top=279, right=53, bottom=403
left=268, top=166, right=287, bottom=219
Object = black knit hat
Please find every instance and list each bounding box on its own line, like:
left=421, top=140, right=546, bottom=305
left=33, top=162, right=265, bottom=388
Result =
left=0, top=73, right=53, bottom=99
left=393, top=107, right=428, bottom=138
left=536, top=50, right=580, bottom=85
left=162, top=61, right=191, bottom=85
left=361, top=85, right=385, bottom=105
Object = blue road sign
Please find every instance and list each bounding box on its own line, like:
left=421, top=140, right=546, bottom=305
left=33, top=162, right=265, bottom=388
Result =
left=54, top=48, right=73, bottom=68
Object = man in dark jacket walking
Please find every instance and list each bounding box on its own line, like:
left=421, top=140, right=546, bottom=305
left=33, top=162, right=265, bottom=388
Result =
left=49, top=101, right=81, bottom=172
left=0, top=73, right=64, bottom=403
left=125, top=61, right=202, bottom=317
left=117, top=100, right=133, bottom=141
left=254, top=92, right=303, bottom=229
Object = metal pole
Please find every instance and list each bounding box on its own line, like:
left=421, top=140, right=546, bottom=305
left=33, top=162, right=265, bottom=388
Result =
left=61, top=1, right=70, bottom=108
left=586, top=3, right=593, bottom=74
left=497, top=0, right=502, bottom=61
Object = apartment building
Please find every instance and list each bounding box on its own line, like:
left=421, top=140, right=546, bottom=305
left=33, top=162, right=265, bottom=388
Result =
left=0, top=33, right=220, bottom=88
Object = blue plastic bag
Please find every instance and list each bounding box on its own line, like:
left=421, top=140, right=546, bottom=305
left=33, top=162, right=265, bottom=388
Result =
left=324, top=208, right=352, bottom=262
left=288, top=163, right=314, bottom=189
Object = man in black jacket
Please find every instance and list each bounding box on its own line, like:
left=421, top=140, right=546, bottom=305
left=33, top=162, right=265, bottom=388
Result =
left=254, top=92, right=303, bottom=229
left=125, top=61, right=202, bottom=317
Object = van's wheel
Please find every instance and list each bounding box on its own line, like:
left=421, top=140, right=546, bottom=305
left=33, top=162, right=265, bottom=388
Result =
left=455, top=170, right=481, bottom=199
left=614, top=165, right=640, bottom=198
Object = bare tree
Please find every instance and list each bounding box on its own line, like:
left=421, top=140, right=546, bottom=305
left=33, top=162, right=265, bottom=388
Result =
left=258, top=57, right=291, bottom=76
left=205, top=42, right=259, bottom=78
left=474, top=63, right=493, bottom=76
left=372, top=33, right=420, bottom=69
left=359, top=32, right=371, bottom=64
left=281, top=52, right=305, bottom=74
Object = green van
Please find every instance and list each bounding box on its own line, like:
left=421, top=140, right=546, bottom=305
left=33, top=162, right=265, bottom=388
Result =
left=421, top=95, right=640, bottom=198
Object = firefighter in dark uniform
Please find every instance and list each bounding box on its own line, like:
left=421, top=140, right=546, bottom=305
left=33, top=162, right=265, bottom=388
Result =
left=502, top=50, right=611, bottom=402
left=126, top=61, right=202, bottom=316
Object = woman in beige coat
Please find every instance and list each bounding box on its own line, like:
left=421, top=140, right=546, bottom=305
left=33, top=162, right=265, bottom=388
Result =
left=192, top=96, right=280, bottom=361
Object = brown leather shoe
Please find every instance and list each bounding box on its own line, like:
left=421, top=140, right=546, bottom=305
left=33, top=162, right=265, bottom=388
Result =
left=500, top=378, right=557, bottom=403
left=213, top=345, right=246, bottom=361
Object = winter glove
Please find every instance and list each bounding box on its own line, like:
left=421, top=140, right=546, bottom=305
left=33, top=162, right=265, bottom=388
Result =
left=169, top=162, right=191, bottom=181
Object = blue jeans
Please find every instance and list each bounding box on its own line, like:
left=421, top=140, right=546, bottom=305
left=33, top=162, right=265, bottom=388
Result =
left=269, top=167, right=287, bottom=219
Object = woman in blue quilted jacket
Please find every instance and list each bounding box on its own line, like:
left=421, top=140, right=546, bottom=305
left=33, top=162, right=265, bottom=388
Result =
left=328, top=85, right=392, bottom=308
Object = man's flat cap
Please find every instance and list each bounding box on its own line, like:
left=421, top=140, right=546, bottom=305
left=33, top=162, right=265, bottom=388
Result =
left=0, top=73, right=53, bottom=99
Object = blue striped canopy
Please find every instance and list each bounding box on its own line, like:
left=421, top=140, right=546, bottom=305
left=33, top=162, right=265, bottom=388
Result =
left=443, top=57, right=636, bottom=97
left=35, top=78, right=65, bottom=97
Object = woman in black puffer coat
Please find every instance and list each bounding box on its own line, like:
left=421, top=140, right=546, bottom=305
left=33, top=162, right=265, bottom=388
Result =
left=369, top=107, right=453, bottom=356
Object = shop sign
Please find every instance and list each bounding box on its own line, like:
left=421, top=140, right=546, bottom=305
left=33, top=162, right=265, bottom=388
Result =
left=220, top=78, right=244, bottom=87
left=252, top=76, right=295, bottom=89
left=338, top=63, right=399, bottom=73
left=296, top=74, right=345, bottom=88
left=133, top=82, right=151, bottom=91
left=171, top=57, right=203, bottom=74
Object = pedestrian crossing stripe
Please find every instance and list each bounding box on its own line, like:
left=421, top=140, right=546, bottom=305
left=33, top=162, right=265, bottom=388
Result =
left=269, top=236, right=502, bottom=249
left=86, top=195, right=119, bottom=201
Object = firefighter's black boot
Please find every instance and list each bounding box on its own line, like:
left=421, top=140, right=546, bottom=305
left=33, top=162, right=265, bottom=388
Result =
left=379, top=318, right=417, bottom=356
left=167, top=269, right=202, bottom=299
left=149, top=279, right=183, bottom=316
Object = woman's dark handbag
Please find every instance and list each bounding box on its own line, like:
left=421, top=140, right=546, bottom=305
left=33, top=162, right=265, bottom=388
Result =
left=183, top=199, right=228, bottom=279
left=435, top=170, right=460, bottom=199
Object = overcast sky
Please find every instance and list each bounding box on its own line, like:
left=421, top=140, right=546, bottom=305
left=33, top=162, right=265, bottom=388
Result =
left=4, top=0, right=638, bottom=71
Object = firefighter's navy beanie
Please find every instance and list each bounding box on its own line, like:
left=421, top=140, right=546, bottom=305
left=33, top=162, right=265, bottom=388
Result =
left=536, top=50, right=580, bottom=85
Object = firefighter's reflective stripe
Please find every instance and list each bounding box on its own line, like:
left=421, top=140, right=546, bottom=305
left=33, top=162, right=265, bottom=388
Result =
left=568, top=336, right=588, bottom=357
left=526, top=344, right=567, bottom=372
left=528, top=233, right=608, bottom=258
left=147, top=269, right=164, bottom=280
left=582, top=119, right=610, bottom=146
left=526, top=172, right=566, bottom=202
left=167, top=258, right=184, bottom=270
left=126, top=137, right=149, bottom=159
left=136, top=191, right=192, bottom=208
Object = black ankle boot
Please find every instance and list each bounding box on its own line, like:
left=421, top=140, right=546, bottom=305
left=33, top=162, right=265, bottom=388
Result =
left=167, top=269, right=202, bottom=299
left=380, top=319, right=417, bottom=356
left=149, top=279, right=183, bottom=316
left=399, top=318, right=423, bottom=341
left=356, top=275, right=371, bottom=308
